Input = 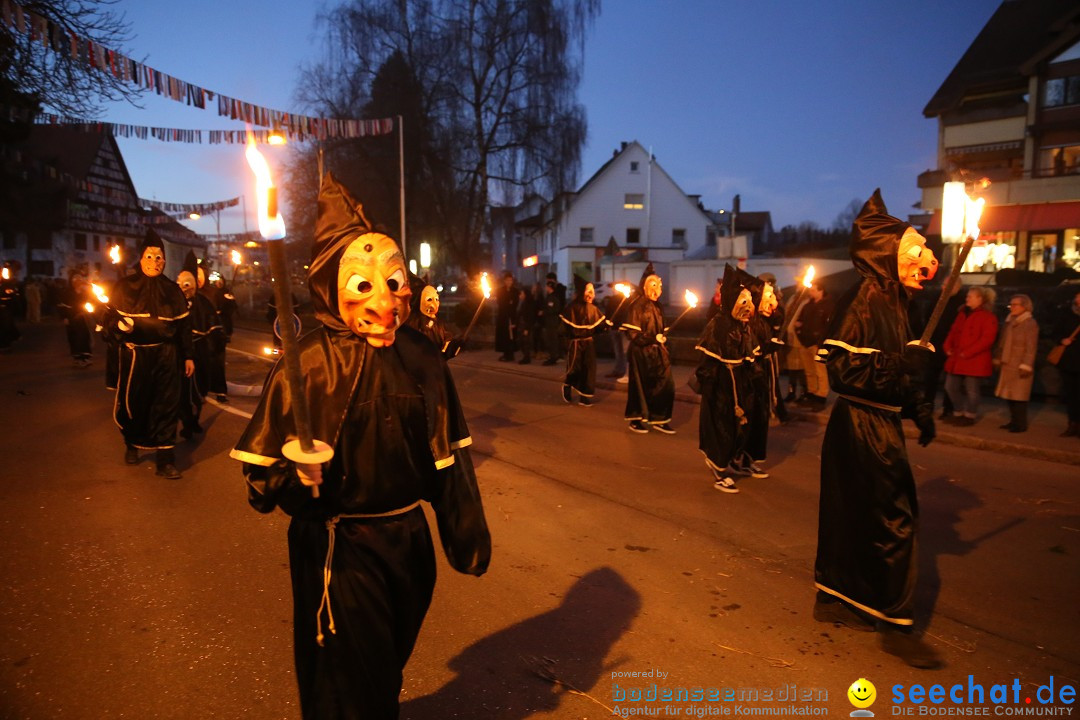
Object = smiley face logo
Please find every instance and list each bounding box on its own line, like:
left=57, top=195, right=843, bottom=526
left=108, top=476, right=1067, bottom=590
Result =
left=848, top=678, right=877, bottom=709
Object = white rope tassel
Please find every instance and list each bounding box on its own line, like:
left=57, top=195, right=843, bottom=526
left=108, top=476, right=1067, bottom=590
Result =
left=316, top=516, right=339, bottom=647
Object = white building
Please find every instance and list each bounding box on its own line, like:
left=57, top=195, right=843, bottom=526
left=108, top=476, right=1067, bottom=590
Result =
left=519, top=141, right=714, bottom=290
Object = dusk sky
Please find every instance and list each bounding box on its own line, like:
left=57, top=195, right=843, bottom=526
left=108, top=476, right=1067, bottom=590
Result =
left=91, top=0, right=1002, bottom=237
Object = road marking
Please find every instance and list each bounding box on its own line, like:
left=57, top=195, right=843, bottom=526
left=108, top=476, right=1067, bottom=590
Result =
left=206, top=396, right=253, bottom=419
left=227, top=346, right=276, bottom=363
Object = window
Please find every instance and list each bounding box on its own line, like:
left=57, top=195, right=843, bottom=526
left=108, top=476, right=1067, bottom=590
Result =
left=580, top=227, right=594, bottom=244
left=626, top=228, right=641, bottom=244
left=630, top=161, right=639, bottom=173
left=92, top=235, right=100, bottom=251
left=29, top=260, right=54, bottom=276
left=74, top=233, right=87, bottom=250
left=624, top=193, right=644, bottom=210
left=1038, top=144, right=1080, bottom=177
left=672, top=229, right=686, bottom=246
left=1044, top=76, right=1080, bottom=108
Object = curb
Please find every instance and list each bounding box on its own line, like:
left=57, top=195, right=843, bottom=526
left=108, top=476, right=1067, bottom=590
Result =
left=453, top=358, right=1080, bottom=467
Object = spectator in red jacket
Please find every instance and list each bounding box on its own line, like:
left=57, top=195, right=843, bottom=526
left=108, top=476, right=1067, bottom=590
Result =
left=943, top=286, right=999, bottom=426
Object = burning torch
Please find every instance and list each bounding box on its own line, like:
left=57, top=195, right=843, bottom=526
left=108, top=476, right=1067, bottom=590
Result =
left=665, top=289, right=699, bottom=334
left=608, top=282, right=633, bottom=322
left=229, top=250, right=242, bottom=286
left=246, top=135, right=330, bottom=498
left=918, top=183, right=985, bottom=347
left=461, top=272, right=492, bottom=343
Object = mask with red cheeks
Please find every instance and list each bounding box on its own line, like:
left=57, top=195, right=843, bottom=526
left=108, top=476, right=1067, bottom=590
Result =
left=420, top=285, right=440, bottom=319
left=643, top=275, right=662, bottom=302
left=897, top=228, right=938, bottom=290
left=731, top=287, right=755, bottom=322
left=336, top=233, right=411, bottom=347
left=140, top=247, right=165, bottom=277
left=759, top=284, right=778, bottom=317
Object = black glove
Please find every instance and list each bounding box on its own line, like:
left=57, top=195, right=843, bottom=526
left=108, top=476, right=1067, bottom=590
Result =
left=444, top=338, right=463, bottom=359
left=915, top=402, right=935, bottom=447
left=901, top=342, right=933, bottom=378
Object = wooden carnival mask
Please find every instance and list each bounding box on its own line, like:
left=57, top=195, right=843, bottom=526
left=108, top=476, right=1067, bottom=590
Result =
left=337, top=232, right=411, bottom=347
left=176, top=270, right=197, bottom=299
left=731, top=287, right=755, bottom=322
left=643, top=275, right=662, bottom=302
left=759, top=283, right=778, bottom=317
left=420, top=285, right=440, bottom=319
left=584, top=283, right=595, bottom=304
left=897, top=227, right=938, bottom=291
left=140, top=247, right=165, bottom=278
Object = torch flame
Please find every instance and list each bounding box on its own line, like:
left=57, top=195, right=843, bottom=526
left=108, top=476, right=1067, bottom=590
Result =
left=231, top=250, right=242, bottom=266
left=614, top=282, right=632, bottom=298
left=91, top=283, right=109, bottom=304
left=966, top=195, right=985, bottom=242
left=245, top=133, right=286, bottom=241
left=480, top=272, right=492, bottom=300
left=684, top=289, right=698, bottom=307
left=83, top=302, right=95, bottom=313
left=1, top=267, right=8, bottom=280
left=109, top=245, right=121, bottom=264
left=802, top=265, right=816, bottom=289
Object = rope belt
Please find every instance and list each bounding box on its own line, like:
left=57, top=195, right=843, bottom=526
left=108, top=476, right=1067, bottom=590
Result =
left=837, top=393, right=901, bottom=413
left=315, top=500, right=422, bottom=646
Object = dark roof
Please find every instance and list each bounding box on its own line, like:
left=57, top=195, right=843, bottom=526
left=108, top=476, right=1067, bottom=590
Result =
left=735, top=211, right=773, bottom=233
left=21, top=125, right=109, bottom=180
left=924, top=0, right=1080, bottom=117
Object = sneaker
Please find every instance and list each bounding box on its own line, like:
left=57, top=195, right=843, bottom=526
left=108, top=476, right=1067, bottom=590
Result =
left=713, top=477, right=739, bottom=494
left=561, top=386, right=572, bottom=404
left=155, top=463, right=182, bottom=479
left=628, top=420, right=649, bottom=434
left=616, top=375, right=629, bottom=384
left=216, top=394, right=229, bottom=403
left=746, top=462, right=769, bottom=479
left=578, top=396, right=592, bottom=407
left=124, top=446, right=139, bottom=465
left=652, top=423, right=676, bottom=435
left=727, top=461, right=751, bottom=478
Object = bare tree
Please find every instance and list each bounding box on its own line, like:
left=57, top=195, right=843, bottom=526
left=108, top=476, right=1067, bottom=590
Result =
left=2, top=0, right=142, bottom=118
left=288, top=0, right=599, bottom=273
left=832, top=197, right=864, bottom=232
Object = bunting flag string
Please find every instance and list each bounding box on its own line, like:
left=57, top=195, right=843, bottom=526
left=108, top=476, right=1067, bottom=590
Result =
left=139, top=197, right=240, bottom=215
left=2, top=0, right=396, bottom=141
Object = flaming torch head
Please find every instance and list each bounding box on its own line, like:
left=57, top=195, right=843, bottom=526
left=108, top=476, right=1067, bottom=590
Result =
left=91, top=283, right=108, bottom=304
left=109, top=245, right=121, bottom=264
left=83, top=302, right=95, bottom=313
left=684, top=289, right=698, bottom=308
left=480, top=272, right=492, bottom=300
left=614, top=282, right=632, bottom=299
left=802, top=265, right=816, bottom=289
left=231, top=250, right=242, bottom=266
left=245, top=134, right=286, bottom=241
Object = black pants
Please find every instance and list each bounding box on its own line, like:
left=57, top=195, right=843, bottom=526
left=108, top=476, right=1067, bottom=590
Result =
left=1007, top=400, right=1028, bottom=431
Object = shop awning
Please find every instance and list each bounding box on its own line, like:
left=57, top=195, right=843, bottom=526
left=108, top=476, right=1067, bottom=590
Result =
left=925, top=201, right=1080, bottom=235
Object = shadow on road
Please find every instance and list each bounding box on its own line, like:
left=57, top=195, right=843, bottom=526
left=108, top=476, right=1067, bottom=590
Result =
left=915, top=474, right=1023, bottom=631
left=402, top=566, right=641, bottom=719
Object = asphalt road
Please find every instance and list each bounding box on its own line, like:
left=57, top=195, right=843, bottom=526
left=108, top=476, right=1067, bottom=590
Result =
left=1, top=322, right=1077, bottom=719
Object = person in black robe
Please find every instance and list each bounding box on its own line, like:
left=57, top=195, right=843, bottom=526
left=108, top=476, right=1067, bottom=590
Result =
left=197, top=266, right=229, bottom=402
left=694, top=264, right=757, bottom=493
left=494, top=271, right=518, bottom=361
left=740, top=273, right=785, bottom=476
left=0, top=262, right=21, bottom=350
left=515, top=285, right=537, bottom=365
left=405, top=274, right=462, bottom=360
left=813, top=189, right=941, bottom=669
left=58, top=272, right=95, bottom=367
left=622, top=263, right=675, bottom=434
left=107, top=229, right=193, bottom=479
left=176, top=252, right=218, bottom=440
left=231, top=172, right=490, bottom=719
left=560, top=276, right=606, bottom=406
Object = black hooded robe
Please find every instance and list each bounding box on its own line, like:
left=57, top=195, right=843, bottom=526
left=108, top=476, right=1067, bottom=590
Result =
left=58, top=281, right=94, bottom=360
left=109, top=262, right=192, bottom=451
left=695, top=267, right=756, bottom=473
left=405, top=277, right=461, bottom=360
left=560, top=298, right=605, bottom=397
left=199, top=284, right=228, bottom=395
left=232, top=173, right=490, bottom=719
left=746, top=307, right=784, bottom=461
left=622, top=296, right=674, bottom=424
left=814, top=190, right=932, bottom=626
left=180, top=291, right=218, bottom=433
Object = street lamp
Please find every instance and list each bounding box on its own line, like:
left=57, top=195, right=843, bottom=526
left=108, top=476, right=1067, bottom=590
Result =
left=419, top=242, right=431, bottom=270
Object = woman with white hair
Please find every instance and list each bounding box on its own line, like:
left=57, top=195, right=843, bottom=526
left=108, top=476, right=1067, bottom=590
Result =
left=994, top=294, right=1038, bottom=432
left=943, top=286, right=999, bottom=426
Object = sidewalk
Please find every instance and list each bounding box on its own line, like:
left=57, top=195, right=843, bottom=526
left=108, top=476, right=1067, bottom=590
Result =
left=453, top=345, right=1080, bottom=468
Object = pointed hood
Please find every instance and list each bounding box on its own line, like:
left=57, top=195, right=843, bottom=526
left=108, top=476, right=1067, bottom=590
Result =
left=408, top=271, right=430, bottom=315
left=639, top=262, right=658, bottom=292
left=572, top=274, right=588, bottom=300
left=136, top=228, right=166, bottom=276
left=307, top=172, right=380, bottom=333
left=720, top=263, right=749, bottom=309
left=181, top=250, right=199, bottom=279
left=850, top=189, right=909, bottom=285
left=735, top=267, right=764, bottom=307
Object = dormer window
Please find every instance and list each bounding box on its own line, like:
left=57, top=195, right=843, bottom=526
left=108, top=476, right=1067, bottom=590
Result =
left=630, top=161, right=639, bottom=173
left=624, top=193, right=644, bottom=210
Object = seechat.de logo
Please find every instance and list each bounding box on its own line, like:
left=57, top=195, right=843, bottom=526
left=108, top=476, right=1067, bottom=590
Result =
left=849, top=678, right=877, bottom=717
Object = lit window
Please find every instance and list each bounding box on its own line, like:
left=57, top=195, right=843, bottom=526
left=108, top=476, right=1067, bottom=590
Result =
left=1044, top=76, right=1080, bottom=108
left=580, top=227, right=594, bottom=244
left=627, top=228, right=641, bottom=244
left=624, top=193, right=644, bottom=210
